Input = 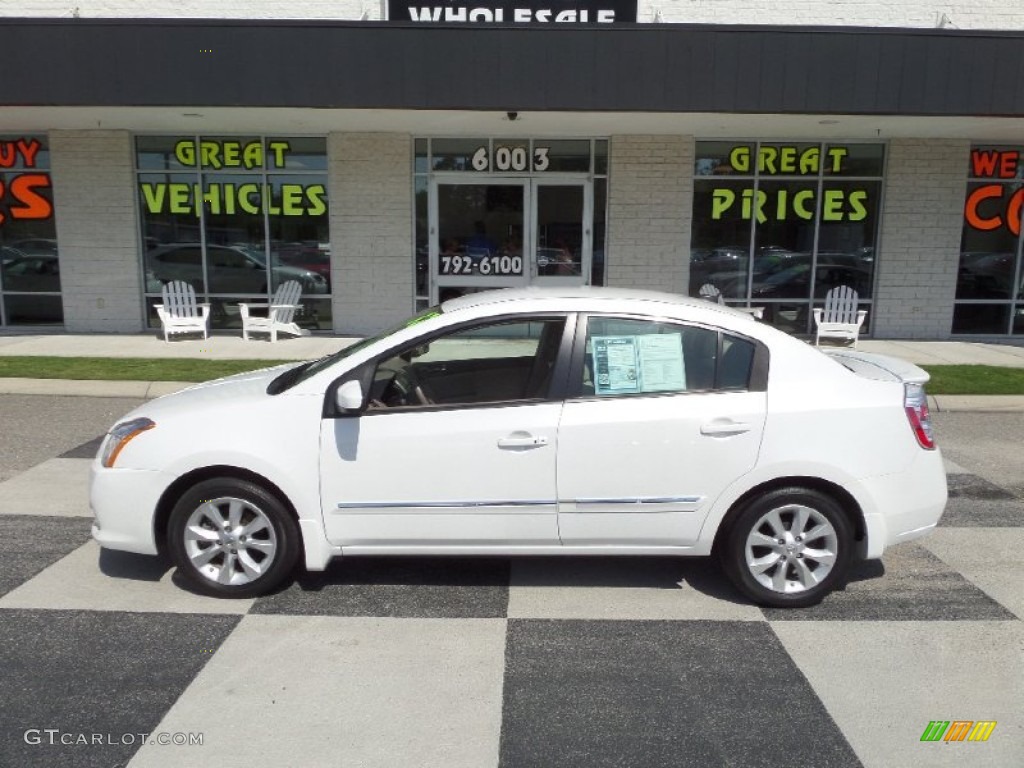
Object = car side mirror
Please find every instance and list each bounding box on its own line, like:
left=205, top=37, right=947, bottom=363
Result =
left=335, top=380, right=365, bottom=413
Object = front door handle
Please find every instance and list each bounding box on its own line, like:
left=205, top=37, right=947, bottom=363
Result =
left=700, top=421, right=752, bottom=436
left=497, top=434, right=549, bottom=449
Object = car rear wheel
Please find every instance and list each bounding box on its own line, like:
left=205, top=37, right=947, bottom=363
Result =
left=167, top=478, right=300, bottom=598
left=720, top=487, right=852, bottom=608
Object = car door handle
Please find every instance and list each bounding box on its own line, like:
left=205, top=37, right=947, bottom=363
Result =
left=700, top=421, right=752, bottom=436
left=497, top=434, right=549, bottom=449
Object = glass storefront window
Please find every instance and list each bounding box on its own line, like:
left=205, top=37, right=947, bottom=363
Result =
left=954, top=145, right=1024, bottom=334
left=137, top=136, right=330, bottom=331
left=0, top=134, right=62, bottom=326
left=690, top=140, right=883, bottom=336
left=430, top=139, right=483, bottom=172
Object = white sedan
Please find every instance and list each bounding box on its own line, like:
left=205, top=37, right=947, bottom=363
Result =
left=90, top=287, right=947, bottom=607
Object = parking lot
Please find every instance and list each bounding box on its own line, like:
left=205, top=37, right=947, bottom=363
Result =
left=0, top=393, right=1021, bottom=768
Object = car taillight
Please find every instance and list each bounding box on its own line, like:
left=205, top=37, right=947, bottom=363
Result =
left=904, top=383, right=936, bottom=450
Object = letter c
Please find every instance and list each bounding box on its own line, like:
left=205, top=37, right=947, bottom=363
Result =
left=965, top=185, right=1003, bottom=231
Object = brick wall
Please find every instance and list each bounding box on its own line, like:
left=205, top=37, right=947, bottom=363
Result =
left=606, top=135, right=692, bottom=295
left=328, top=132, right=413, bottom=335
left=872, top=139, right=968, bottom=339
left=650, top=1, right=1021, bottom=29
left=1, top=1, right=372, bottom=19
left=49, top=130, right=143, bottom=332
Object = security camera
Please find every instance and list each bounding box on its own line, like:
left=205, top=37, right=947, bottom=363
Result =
left=506, top=111, right=518, bottom=121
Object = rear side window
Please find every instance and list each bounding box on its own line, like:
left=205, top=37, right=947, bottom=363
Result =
left=579, top=317, right=758, bottom=396
left=718, top=334, right=756, bottom=390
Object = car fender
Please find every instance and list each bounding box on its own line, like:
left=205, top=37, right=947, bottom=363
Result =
left=159, top=448, right=322, bottom=526
left=694, top=459, right=880, bottom=553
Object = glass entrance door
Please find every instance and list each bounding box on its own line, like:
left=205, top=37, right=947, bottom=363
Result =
left=429, top=178, right=591, bottom=303
left=431, top=180, right=529, bottom=303
left=531, top=180, right=590, bottom=288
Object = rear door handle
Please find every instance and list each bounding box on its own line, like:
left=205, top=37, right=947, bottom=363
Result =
left=700, top=421, right=752, bottom=436
left=497, top=434, right=549, bottom=449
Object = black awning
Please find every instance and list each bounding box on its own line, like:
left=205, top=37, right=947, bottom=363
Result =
left=2, top=18, right=1022, bottom=116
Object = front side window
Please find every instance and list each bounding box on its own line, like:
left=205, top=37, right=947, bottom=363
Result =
left=579, top=317, right=756, bottom=396
left=136, top=135, right=330, bottom=331
left=691, top=141, right=883, bottom=336
left=367, top=317, right=567, bottom=409
left=0, top=134, right=62, bottom=326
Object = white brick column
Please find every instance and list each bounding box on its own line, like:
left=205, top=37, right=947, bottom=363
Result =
left=873, top=139, right=968, bottom=339
left=328, top=133, right=413, bottom=335
left=606, top=135, right=692, bottom=295
left=50, top=130, right=143, bottom=332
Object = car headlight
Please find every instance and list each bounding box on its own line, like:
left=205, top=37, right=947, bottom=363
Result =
left=100, top=417, right=156, bottom=468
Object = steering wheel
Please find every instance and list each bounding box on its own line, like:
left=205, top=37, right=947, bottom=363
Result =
left=392, top=367, right=432, bottom=406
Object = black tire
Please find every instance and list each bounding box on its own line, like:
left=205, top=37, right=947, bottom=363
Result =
left=167, top=477, right=301, bottom=598
left=719, top=487, right=853, bottom=608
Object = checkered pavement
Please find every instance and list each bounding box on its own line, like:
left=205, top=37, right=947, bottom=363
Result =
left=0, top=442, right=1021, bottom=768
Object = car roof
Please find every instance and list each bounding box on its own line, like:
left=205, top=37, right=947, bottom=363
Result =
left=441, top=286, right=755, bottom=320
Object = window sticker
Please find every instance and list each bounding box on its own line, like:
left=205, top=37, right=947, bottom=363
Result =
left=592, top=333, right=686, bottom=395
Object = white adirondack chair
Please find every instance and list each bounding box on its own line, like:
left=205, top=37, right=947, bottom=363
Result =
left=698, top=283, right=724, bottom=304
left=155, top=281, right=210, bottom=342
left=813, top=285, right=868, bottom=347
left=239, top=280, right=310, bottom=342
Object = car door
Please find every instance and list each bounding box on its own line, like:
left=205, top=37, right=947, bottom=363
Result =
left=557, top=314, right=768, bottom=546
left=320, top=314, right=572, bottom=548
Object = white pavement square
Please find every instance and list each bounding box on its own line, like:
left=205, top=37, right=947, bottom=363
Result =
left=128, top=615, right=507, bottom=768
left=0, top=541, right=253, bottom=615
left=772, top=620, right=1024, bottom=768
left=0, top=458, right=92, bottom=517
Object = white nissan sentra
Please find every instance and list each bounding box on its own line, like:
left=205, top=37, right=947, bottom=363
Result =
left=91, top=287, right=947, bottom=607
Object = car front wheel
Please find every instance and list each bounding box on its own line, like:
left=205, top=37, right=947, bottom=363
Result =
left=167, top=478, right=300, bottom=598
left=720, top=487, right=853, bottom=608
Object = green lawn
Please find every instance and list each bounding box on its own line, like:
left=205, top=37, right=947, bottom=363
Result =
left=0, top=356, right=293, bottom=383
left=1, top=357, right=1023, bottom=395
left=919, top=365, right=1024, bottom=396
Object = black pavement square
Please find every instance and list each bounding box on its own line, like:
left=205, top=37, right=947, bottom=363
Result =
left=764, top=543, right=1016, bottom=621
left=251, top=556, right=510, bottom=618
left=0, top=609, right=239, bottom=768
left=0, top=516, right=92, bottom=598
left=58, top=435, right=105, bottom=459
left=499, top=619, right=861, bottom=768
left=940, top=476, right=1024, bottom=527
left=946, top=473, right=1016, bottom=501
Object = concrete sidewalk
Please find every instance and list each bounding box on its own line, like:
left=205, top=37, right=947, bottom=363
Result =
left=1, top=332, right=1024, bottom=412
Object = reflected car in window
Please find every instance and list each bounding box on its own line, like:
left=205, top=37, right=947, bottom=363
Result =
left=146, top=243, right=328, bottom=295
left=751, top=262, right=872, bottom=299
left=276, top=242, right=331, bottom=281
left=90, top=287, right=946, bottom=608
left=1, top=252, right=61, bottom=292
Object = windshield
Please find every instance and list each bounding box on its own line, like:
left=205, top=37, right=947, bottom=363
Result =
left=274, top=305, right=444, bottom=391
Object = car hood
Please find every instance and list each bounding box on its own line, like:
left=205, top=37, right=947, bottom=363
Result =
left=824, top=349, right=930, bottom=384
left=272, top=264, right=318, bottom=279
left=136, top=362, right=303, bottom=417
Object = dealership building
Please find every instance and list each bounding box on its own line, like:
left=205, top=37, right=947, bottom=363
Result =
left=1, top=2, right=1023, bottom=338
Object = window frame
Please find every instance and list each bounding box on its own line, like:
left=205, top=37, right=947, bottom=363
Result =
left=323, top=312, right=577, bottom=418
left=565, top=312, right=769, bottom=400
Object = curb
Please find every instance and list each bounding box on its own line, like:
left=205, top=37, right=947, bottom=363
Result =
left=929, top=394, right=1024, bottom=413
left=3, top=378, right=1024, bottom=412
left=0, top=378, right=193, bottom=399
